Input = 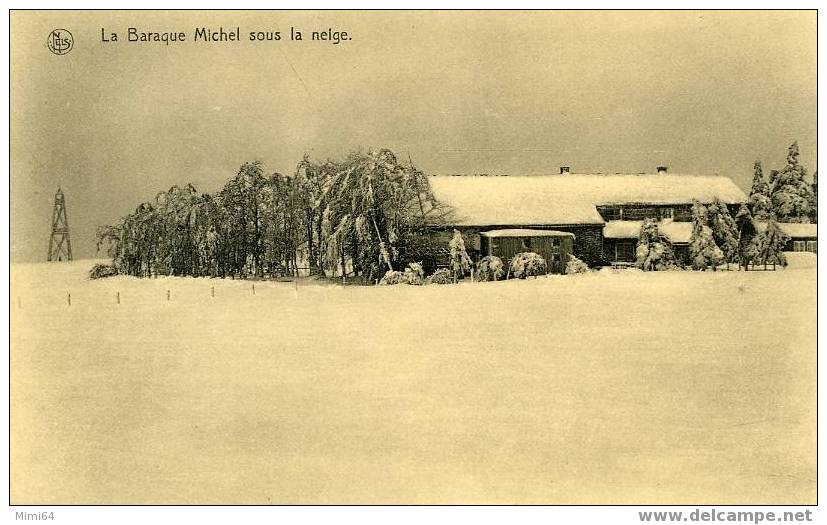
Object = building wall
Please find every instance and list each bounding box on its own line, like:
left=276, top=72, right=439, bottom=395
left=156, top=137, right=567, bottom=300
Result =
left=482, top=235, right=574, bottom=274
left=563, top=225, right=605, bottom=266
left=432, top=224, right=604, bottom=268
left=597, top=204, right=694, bottom=222
left=595, top=203, right=741, bottom=223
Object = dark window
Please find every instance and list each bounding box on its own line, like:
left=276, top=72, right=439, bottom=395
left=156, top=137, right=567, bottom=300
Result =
left=673, top=206, right=693, bottom=222
left=615, top=242, right=635, bottom=261
left=550, top=238, right=561, bottom=255
left=600, top=207, right=621, bottom=221
left=521, top=237, right=531, bottom=250
left=807, top=240, right=817, bottom=253
left=623, top=207, right=659, bottom=220
left=794, top=241, right=806, bottom=252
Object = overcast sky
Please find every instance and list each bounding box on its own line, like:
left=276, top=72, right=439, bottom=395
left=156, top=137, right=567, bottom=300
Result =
left=11, top=10, right=816, bottom=262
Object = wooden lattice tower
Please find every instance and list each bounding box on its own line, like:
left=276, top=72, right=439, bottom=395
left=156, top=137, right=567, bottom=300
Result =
left=47, top=187, right=72, bottom=262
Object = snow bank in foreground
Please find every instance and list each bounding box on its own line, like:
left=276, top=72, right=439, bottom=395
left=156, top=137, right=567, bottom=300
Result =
left=10, top=257, right=816, bottom=504
left=784, top=251, right=817, bottom=269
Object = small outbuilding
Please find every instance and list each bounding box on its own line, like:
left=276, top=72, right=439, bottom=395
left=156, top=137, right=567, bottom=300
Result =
left=479, top=229, right=575, bottom=274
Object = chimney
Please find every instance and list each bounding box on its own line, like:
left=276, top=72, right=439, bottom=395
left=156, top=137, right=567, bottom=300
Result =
left=657, top=166, right=668, bottom=175
left=559, top=166, right=570, bottom=175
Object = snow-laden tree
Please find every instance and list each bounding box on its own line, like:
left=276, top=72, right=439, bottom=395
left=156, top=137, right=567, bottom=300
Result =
left=734, top=204, right=757, bottom=270
left=96, top=220, right=126, bottom=271
left=294, top=154, right=329, bottom=275
left=380, top=262, right=425, bottom=285
left=259, top=172, right=303, bottom=277
left=158, top=183, right=204, bottom=277
left=97, top=184, right=207, bottom=278
left=747, top=216, right=790, bottom=268
left=448, top=229, right=472, bottom=282
left=428, top=268, right=454, bottom=284
left=97, top=160, right=309, bottom=279
left=219, top=162, right=270, bottom=277
left=770, top=142, right=815, bottom=223
left=565, top=255, right=590, bottom=274
left=688, top=201, right=724, bottom=271
left=378, top=270, right=405, bottom=285
left=95, top=150, right=447, bottom=283
left=317, top=148, right=444, bottom=281
left=123, top=201, right=161, bottom=277
left=707, top=197, right=740, bottom=269
left=634, top=218, right=676, bottom=271
left=748, top=160, right=772, bottom=220
left=404, top=262, right=425, bottom=285
left=476, top=255, right=505, bottom=281
left=509, top=252, right=547, bottom=279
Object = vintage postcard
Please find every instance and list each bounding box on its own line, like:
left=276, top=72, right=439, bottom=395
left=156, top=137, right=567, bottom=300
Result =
left=9, top=10, right=817, bottom=508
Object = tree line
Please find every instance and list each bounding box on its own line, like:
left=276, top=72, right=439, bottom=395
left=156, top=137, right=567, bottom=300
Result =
left=634, top=198, right=791, bottom=272
left=96, top=149, right=453, bottom=281
left=690, top=199, right=790, bottom=270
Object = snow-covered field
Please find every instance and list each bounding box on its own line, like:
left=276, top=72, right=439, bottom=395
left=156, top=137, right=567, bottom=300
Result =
left=10, top=257, right=817, bottom=504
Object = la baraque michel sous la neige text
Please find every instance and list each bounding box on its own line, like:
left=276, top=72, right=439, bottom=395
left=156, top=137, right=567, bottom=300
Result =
left=100, top=26, right=351, bottom=45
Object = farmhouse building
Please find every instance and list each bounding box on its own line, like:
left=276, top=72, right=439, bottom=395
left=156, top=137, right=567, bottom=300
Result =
left=428, top=167, right=752, bottom=268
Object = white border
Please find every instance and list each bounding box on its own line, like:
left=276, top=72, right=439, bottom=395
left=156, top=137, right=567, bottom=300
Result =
left=2, top=4, right=821, bottom=525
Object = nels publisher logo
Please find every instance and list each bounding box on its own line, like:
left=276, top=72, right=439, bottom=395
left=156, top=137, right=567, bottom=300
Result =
left=46, top=29, right=73, bottom=55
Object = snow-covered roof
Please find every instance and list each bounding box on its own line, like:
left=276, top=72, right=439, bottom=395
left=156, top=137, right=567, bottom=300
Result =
left=659, top=221, right=694, bottom=244
left=603, top=220, right=695, bottom=244
left=430, top=174, right=746, bottom=227
left=604, top=220, right=644, bottom=239
left=480, top=229, right=575, bottom=238
left=754, top=222, right=818, bottom=238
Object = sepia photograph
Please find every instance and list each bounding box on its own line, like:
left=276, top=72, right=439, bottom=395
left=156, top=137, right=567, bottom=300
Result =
left=8, top=7, right=818, bottom=514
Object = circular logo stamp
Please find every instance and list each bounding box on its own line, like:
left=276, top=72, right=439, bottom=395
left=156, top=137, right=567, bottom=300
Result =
left=46, top=29, right=73, bottom=55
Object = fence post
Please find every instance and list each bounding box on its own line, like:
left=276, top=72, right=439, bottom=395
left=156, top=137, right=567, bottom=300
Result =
left=211, top=286, right=215, bottom=298
left=252, top=283, right=256, bottom=295
left=167, top=290, right=170, bottom=301
left=67, top=292, right=71, bottom=307
left=116, top=291, right=120, bottom=304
